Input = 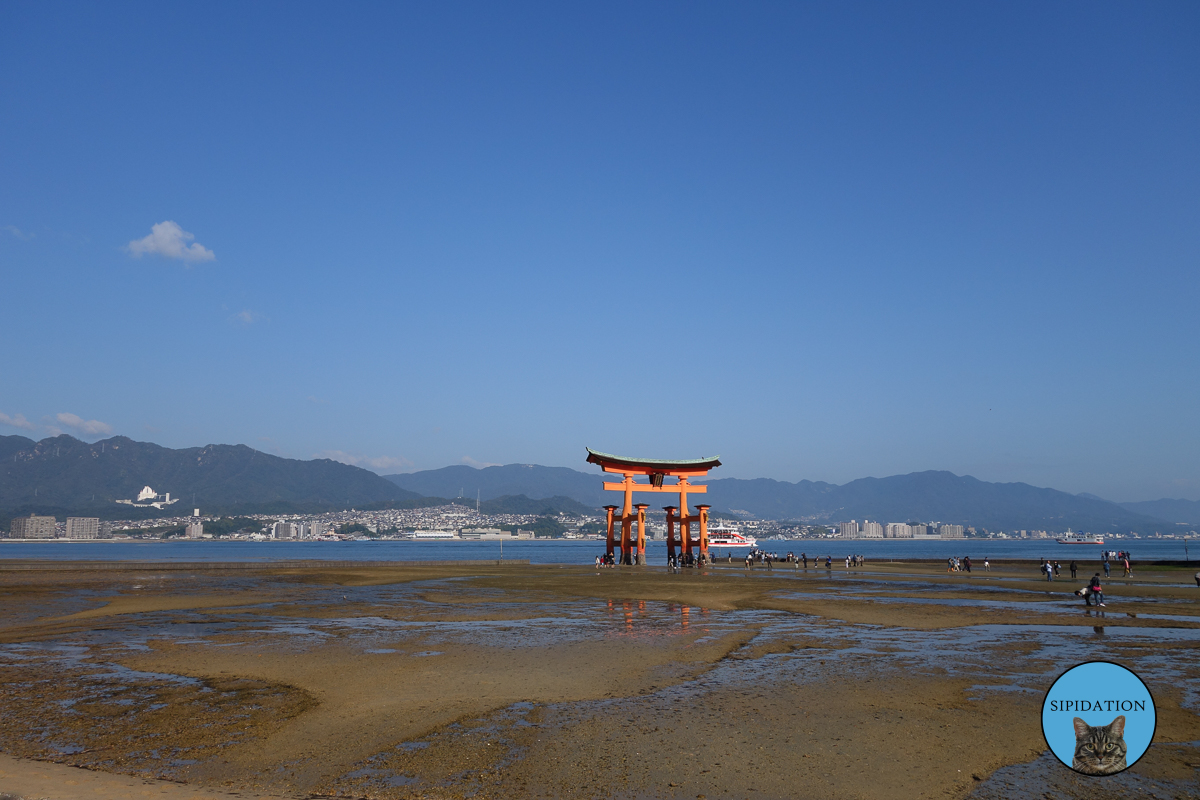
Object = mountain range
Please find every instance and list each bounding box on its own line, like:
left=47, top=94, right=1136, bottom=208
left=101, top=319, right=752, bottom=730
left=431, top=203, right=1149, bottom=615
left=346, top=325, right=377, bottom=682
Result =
left=384, top=463, right=1200, bottom=532
left=2, top=434, right=1196, bottom=533
left=0, top=434, right=420, bottom=518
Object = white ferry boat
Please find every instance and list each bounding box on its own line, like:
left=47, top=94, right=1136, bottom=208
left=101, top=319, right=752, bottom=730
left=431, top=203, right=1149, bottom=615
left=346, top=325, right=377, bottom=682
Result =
left=707, top=525, right=757, bottom=548
left=1055, top=531, right=1104, bottom=545
left=410, top=530, right=459, bottom=540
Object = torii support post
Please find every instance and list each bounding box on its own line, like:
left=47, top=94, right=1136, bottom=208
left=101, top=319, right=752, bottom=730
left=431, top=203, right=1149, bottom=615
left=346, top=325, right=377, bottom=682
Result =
left=635, top=504, right=649, bottom=565
left=697, top=504, right=711, bottom=557
left=664, top=505, right=678, bottom=561
left=621, top=483, right=634, bottom=565
left=604, top=505, right=618, bottom=560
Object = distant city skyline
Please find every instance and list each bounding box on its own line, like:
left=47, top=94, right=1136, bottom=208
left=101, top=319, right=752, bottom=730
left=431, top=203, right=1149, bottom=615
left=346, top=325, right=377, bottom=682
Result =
left=3, top=3, right=1197, bottom=502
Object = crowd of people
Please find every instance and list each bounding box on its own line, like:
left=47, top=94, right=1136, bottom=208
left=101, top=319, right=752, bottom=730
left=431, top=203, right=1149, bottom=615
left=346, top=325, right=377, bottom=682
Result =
left=739, top=550, right=846, bottom=570
left=1101, top=550, right=1134, bottom=578
left=1037, top=554, right=1133, bottom=607
left=597, top=552, right=717, bottom=570
left=666, top=552, right=709, bottom=571
left=595, top=548, right=1151, bottom=612
left=946, top=556, right=983, bottom=572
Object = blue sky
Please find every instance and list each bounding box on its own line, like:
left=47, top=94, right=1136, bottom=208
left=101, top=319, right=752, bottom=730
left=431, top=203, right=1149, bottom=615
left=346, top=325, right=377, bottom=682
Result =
left=2, top=2, right=1197, bottom=501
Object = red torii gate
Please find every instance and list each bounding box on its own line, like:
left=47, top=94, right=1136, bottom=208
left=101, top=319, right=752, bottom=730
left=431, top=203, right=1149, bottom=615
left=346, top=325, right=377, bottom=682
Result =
left=586, top=448, right=722, bottom=565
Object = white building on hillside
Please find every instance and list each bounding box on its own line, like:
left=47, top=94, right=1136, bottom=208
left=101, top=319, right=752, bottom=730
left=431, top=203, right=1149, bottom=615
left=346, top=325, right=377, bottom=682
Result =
left=115, top=486, right=179, bottom=509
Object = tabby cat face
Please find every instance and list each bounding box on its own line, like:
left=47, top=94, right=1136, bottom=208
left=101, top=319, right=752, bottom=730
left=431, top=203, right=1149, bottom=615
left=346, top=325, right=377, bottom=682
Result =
left=1071, top=715, right=1127, bottom=775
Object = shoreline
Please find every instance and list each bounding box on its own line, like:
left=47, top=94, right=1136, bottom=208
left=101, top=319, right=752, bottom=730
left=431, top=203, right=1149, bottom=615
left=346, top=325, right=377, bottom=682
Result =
left=1, top=556, right=1197, bottom=569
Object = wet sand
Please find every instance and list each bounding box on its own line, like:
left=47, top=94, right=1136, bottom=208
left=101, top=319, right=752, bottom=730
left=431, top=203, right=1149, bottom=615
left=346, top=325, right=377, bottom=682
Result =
left=0, top=559, right=1197, bottom=799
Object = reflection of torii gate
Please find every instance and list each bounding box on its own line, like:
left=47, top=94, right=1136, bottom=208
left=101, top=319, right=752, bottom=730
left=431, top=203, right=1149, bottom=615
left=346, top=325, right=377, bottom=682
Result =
left=586, top=448, right=722, bottom=565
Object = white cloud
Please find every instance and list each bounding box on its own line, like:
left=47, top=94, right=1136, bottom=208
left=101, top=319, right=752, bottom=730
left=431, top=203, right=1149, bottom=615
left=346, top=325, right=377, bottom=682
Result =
left=317, top=450, right=413, bottom=472
left=233, top=309, right=261, bottom=325
left=2, top=225, right=34, bottom=240
left=126, top=220, right=215, bottom=262
left=462, top=455, right=501, bottom=468
left=55, top=412, right=113, bottom=436
left=0, top=410, right=34, bottom=430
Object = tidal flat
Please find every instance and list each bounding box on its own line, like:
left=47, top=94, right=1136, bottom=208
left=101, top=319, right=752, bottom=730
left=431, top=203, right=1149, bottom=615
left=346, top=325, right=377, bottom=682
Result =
left=0, top=560, right=1197, bottom=799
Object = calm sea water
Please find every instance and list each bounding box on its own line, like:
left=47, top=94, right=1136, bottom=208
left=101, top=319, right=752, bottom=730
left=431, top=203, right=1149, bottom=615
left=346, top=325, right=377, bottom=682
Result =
left=0, top=538, right=1195, bottom=564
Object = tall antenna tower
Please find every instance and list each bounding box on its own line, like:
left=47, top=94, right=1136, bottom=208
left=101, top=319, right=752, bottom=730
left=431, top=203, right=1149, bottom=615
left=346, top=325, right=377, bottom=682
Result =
left=476, top=488, right=480, bottom=513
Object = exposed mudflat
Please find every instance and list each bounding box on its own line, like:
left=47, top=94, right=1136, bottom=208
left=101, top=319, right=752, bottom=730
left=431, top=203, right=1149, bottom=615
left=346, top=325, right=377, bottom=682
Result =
left=0, top=559, right=1197, bottom=799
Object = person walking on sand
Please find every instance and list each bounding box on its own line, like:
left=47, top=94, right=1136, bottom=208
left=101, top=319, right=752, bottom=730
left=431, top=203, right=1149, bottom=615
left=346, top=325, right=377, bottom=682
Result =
left=802, top=553, right=808, bottom=569
left=825, top=555, right=832, bottom=569
left=1045, top=561, right=1054, bottom=582
left=1103, top=557, right=1110, bottom=578
left=984, top=557, right=990, bottom=571
left=1053, top=561, right=1061, bottom=578
left=964, top=556, right=971, bottom=573
left=1194, top=571, right=1199, bottom=588
left=1090, top=573, right=1105, bottom=606
left=1123, top=557, right=1131, bottom=578
left=1070, top=560, right=1077, bottom=580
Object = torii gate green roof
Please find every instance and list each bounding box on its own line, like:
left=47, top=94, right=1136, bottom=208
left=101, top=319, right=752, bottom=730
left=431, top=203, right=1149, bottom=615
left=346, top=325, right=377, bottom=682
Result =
left=585, top=448, right=722, bottom=472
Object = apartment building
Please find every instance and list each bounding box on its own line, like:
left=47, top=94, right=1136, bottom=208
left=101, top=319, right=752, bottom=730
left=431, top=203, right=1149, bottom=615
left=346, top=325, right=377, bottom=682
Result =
left=65, top=517, right=100, bottom=539
left=10, top=514, right=56, bottom=539
left=938, top=524, right=965, bottom=539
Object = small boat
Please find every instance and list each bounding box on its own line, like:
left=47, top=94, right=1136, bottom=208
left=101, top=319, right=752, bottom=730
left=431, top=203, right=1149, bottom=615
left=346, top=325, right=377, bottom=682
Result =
left=707, top=525, right=757, bottom=547
left=1056, top=531, right=1104, bottom=545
